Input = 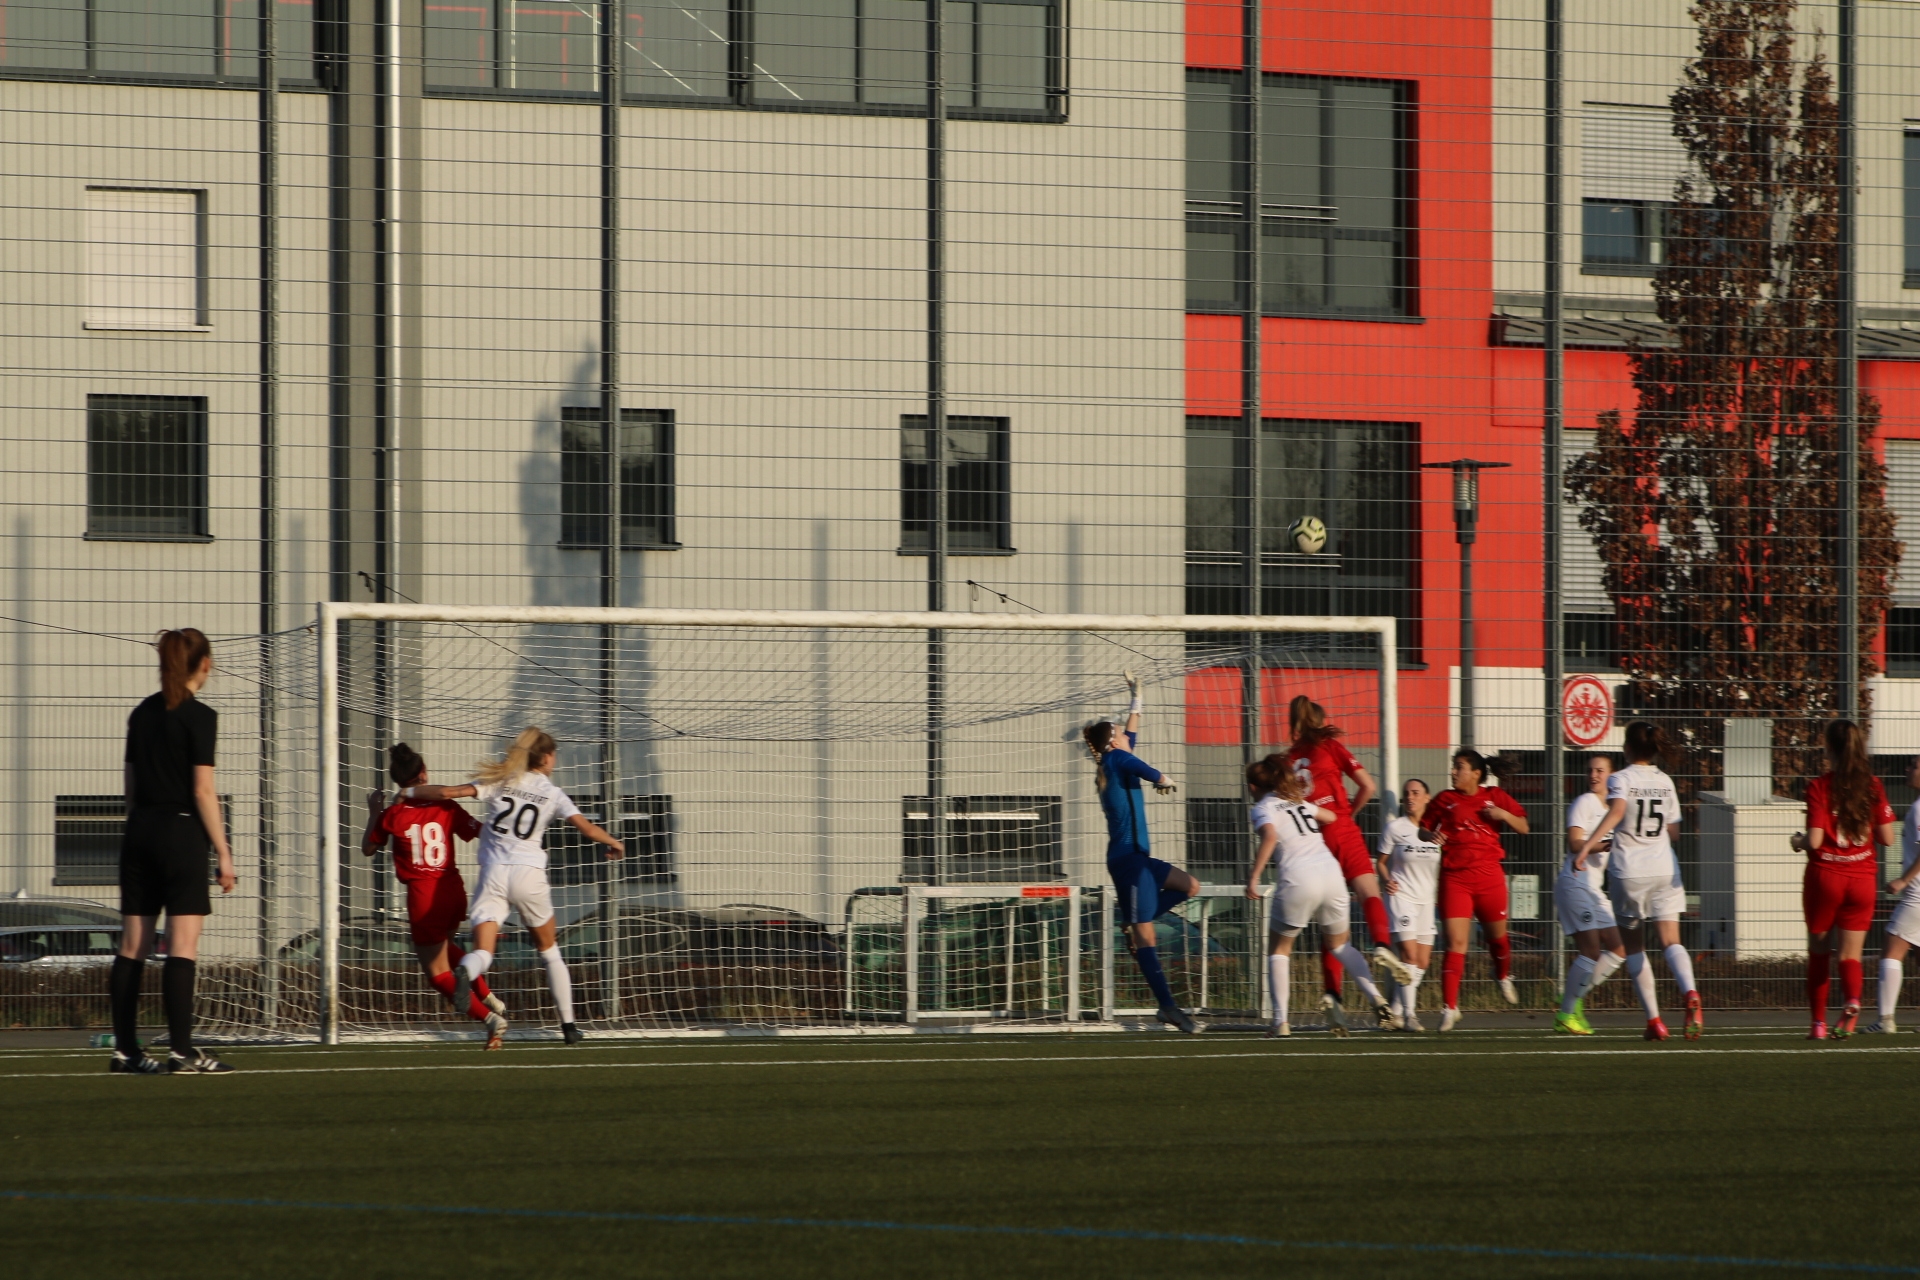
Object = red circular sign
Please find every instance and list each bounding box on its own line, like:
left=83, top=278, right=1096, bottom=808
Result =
left=1562, top=675, right=1614, bottom=747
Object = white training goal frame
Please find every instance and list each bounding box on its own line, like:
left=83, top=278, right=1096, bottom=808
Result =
left=314, top=604, right=1399, bottom=1042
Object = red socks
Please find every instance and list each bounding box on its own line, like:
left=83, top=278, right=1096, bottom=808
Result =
left=429, top=969, right=489, bottom=1021
left=445, top=943, right=494, bottom=1000
left=1320, top=951, right=1344, bottom=998
left=1840, top=957, right=1864, bottom=1006
left=1488, top=933, right=1512, bottom=981
left=1442, top=950, right=1466, bottom=1009
left=1808, top=953, right=1831, bottom=1021
left=1361, top=896, right=1394, bottom=950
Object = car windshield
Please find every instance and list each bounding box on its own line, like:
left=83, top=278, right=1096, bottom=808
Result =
left=0, top=902, right=121, bottom=929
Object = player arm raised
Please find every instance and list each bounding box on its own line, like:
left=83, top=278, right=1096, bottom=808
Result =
left=360, top=791, right=391, bottom=858
left=1576, top=798, right=1627, bottom=871
left=402, top=782, right=478, bottom=803
left=567, top=811, right=626, bottom=860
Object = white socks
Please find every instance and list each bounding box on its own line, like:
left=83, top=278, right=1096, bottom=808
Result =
left=1626, top=952, right=1661, bottom=1018
left=1881, top=957, right=1903, bottom=1021
left=461, top=948, right=493, bottom=981
left=1663, top=943, right=1698, bottom=996
left=1592, top=950, right=1625, bottom=990
left=1332, top=943, right=1383, bottom=1005
left=1562, top=955, right=1597, bottom=1014
left=1268, top=954, right=1290, bottom=1027
left=1400, top=965, right=1424, bottom=1020
left=539, top=945, right=575, bottom=1026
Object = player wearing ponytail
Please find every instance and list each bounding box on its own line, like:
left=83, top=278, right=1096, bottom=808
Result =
left=1420, top=748, right=1528, bottom=1032
left=361, top=743, right=509, bottom=1048
left=1793, top=720, right=1898, bottom=1040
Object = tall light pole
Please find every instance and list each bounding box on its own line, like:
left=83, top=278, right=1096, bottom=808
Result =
left=1425, top=459, right=1510, bottom=749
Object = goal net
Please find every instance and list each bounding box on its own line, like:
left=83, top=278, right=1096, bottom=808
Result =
left=206, top=607, right=1397, bottom=1041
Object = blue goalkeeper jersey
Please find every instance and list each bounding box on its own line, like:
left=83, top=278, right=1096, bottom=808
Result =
left=1098, top=731, right=1163, bottom=860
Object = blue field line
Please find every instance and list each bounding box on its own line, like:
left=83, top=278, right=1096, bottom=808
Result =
left=5, top=1188, right=1915, bottom=1274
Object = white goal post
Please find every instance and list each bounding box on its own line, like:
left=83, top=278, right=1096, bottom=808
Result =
left=314, top=604, right=1399, bottom=1041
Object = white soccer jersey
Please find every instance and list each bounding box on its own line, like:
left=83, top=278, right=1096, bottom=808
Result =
left=474, top=772, right=581, bottom=870
left=1564, top=790, right=1611, bottom=882
left=1605, top=763, right=1682, bottom=879
left=1903, top=798, right=1920, bottom=879
left=1378, top=815, right=1440, bottom=905
left=1251, top=795, right=1342, bottom=882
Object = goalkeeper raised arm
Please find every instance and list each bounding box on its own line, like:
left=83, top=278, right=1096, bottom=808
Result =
left=1084, top=671, right=1201, bottom=1034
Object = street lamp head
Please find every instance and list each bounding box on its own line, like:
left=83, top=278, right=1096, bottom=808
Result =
left=1421, top=458, right=1510, bottom=543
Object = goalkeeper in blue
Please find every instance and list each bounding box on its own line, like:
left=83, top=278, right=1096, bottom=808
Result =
left=1085, top=671, right=1201, bottom=1033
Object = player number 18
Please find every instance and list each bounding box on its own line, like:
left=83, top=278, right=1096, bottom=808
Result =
left=405, top=821, right=448, bottom=870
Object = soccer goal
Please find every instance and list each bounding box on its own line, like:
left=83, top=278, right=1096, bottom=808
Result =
left=304, top=604, right=1399, bottom=1041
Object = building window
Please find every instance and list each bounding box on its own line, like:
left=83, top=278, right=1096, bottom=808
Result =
left=0, top=0, right=314, bottom=82
left=86, top=188, right=206, bottom=331
left=1582, top=198, right=1664, bottom=273
left=903, top=795, right=1062, bottom=883
left=1185, top=70, right=1410, bottom=320
left=86, top=395, right=209, bottom=541
left=559, top=407, right=677, bottom=550
left=900, top=415, right=1011, bottom=553
left=54, top=795, right=125, bottom=886
left=1185, top=797, right=1246, bottom=883
left=1906, top=131, right=1919, bottom=289
left=1886, top=440, right=1920, bottom=674
left=1561, top=428, right=1617, bottom=669
left=1184, top=416, right=1416, bottom=658
left=425, top=0, right=1059, bottom=117
left=548, top=795, right=675, bottom=885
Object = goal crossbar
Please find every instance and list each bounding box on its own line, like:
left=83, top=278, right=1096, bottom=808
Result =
left=313, top=604, right=1399, bottom=1041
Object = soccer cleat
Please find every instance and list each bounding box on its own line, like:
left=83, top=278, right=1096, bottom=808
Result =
left=1265, top=1021, right=1291, bottom=1038
left=1403, top=1012, right=1426, bottom=1033
left=1156, top=1006, right=1200, bottom=1035
left=1643, top=1018, right=1670, bottom=1042
left=1865, top=1017, right=1898, bottom=1034
left=108, top=1051, right=164, bottom=1075
left=484, top=1011, right=508, bottom=1051
left=1833, top=1003, right=1860, bottom=1040
left=1371, top=946, right=1415, bottom=986
left=1439, top=1006, right=1462, bottom=1033
left=1553, top=1011, right=1593, bottom=1036
left=167, top=1048, right=235, bottom=1074
left=449, top=966, right=473, bottom=1024
left=1375, top=1001, right=1399, bottom=1030
left=1808, top=1021, right=1829, bottom=1041
left=1320, top=992, right=1350, bottom=1038
left=483, top=992, right=508, bottom=1017
left=1498, top=977, right=1521, bottom=1006
left=1683, top=990, right=1704, bottom=1040
left=1566, top=1004, right=1594, bottom=1035
left=560, top=1022, right=586, bottom=1045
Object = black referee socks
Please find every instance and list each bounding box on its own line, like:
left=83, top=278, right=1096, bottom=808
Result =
left=109, top=954, right=143, bottom=1057
left=162, top=956, right=196, bottom=1057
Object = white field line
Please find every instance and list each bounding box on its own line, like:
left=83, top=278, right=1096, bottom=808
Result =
left=4, top=1043, right=1919, bottom=1080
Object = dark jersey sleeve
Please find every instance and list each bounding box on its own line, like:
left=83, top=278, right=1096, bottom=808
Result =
left=186, top=701, right=217, bottom=767
left=1109, top=749, right=1163, bottom=786
left=450, top=804, right=483, bottom=842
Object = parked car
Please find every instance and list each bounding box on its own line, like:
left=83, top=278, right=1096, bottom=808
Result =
left=276, top=912, right=543, bottom=966
left=0, top=895, right=125, bottom=967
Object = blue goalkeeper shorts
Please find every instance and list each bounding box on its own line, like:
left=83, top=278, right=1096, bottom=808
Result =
left=1108, top=852, right=1177, bottom=925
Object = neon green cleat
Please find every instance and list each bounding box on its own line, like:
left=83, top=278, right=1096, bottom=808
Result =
left=1553, top=1011, right=1594, bottom=1036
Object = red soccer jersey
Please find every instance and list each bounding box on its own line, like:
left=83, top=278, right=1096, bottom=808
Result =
left=1424, top=785, right=1523, bottom=870
left=379, top=798, right=481, bottom=882
left=1285, top=738, right=1363, bottom=819
left=1803, top=773, right=1895, bottom=872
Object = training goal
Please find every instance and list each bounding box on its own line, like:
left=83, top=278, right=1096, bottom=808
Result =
left=278, top=605, right=1397, bottom=1041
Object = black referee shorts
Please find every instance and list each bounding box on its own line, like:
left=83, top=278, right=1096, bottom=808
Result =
left=120, top=809, right=212, bottom=918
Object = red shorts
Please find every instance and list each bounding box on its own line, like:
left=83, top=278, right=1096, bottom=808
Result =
left=1439, top=862, right=1508, bottom=925
left=1802, top=864, right=1875, bottom=934
left=404, top=872, right=469, bottom=946
left=1324, top=818, right=1373, bottom=882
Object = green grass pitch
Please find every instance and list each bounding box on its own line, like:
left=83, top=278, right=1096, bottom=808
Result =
left=5, top=1028, right=1919, bottom=1279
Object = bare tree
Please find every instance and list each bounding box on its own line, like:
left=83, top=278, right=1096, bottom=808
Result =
left=1566, top=0, right=1898, bottom=791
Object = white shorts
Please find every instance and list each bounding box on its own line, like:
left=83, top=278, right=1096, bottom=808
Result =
left=1608, top=872, right=1685, bottom=927
left=1555, top=871, right=1617, bottom=935
left=1271, top=866, right=1351, bottom=939
left=468, top=863, right=556, bottom=930
left=1386, top=893, right=1435, bottom=944
left=1889, top=895, right=1920, bottom=948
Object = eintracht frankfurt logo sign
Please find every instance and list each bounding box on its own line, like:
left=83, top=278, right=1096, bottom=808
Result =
left=1562, top=675, right=1613, bottom=748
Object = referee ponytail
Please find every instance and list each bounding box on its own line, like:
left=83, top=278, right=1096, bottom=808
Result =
left=155, top=628, right=211, bottom=710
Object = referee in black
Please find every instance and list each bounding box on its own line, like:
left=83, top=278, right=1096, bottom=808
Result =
left=108, top=628, right=237, bottom=1074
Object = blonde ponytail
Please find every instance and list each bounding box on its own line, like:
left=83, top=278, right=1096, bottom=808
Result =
left=473, top=726, right=556, bottom=786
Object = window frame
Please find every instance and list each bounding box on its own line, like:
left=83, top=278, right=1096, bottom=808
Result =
left=424, top=0, right=1067, bottom=122
left=901, top=793, right=1063, bottom=883
left=0, top=0, right=320, bottom=89
left=1905, top=130, right=1920, bottom=290
left=898, top=413, right=1014, bottom=556
left=83, top=186, right=209, bottom=332
left=558, top=405, right=680, bottom=552
left=84, top=393, right=212, bottom=543
left=1184, top=69, right=1415, bottom=322
left=1580, top=196, right=1666, bottom=277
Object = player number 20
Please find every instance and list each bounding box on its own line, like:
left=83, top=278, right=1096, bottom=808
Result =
left=1630, top=798, right=1665, bottom=839
left=492, top=798, right=542, bottom=840
left=404, top=821, right=448, bottom=870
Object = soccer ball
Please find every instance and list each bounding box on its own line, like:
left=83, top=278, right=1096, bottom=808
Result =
left=1290, top=515, right=1328, bottom=554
